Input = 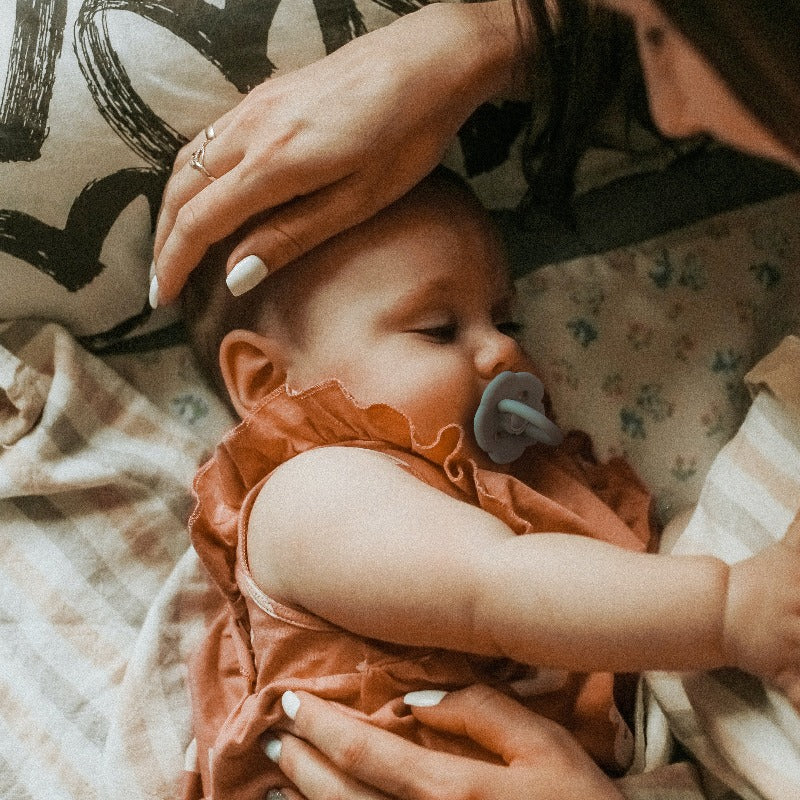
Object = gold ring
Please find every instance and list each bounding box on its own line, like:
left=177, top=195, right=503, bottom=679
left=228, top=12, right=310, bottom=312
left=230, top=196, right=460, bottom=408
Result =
left=204, top=124, right=216, bottom=141
left=190, top=141, right=217, bottom=182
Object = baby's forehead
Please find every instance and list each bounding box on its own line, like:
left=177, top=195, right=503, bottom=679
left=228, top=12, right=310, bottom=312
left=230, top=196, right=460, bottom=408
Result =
left=290, top=178, right=510, bottom=299
left=351, top=239, right=511, bottom=315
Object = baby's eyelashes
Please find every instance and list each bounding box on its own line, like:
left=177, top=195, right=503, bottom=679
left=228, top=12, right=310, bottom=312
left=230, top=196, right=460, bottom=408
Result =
left=415, top=323, right=459, bottom=343
left=496, top=320, right=524, bottom=340
left=412, top=319, right=523, bottom=344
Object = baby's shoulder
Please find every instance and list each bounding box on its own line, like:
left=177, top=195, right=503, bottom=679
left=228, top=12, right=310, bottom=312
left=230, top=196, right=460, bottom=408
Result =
left=255, top=445, right=407, bottom=522
left=271, top=444, right=400, bottom=484
left=246, top=445, right=416, bottom=595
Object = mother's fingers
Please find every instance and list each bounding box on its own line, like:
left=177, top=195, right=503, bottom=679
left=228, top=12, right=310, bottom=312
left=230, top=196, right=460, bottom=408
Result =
left=409, top=685, right=584, bottom=766
left=410, top=687, right=625, bottom=800
left=285, top=692, right=486, bottom=800
left=222, top=170, right=413, bottom=290
left=173, top=108, right=236, bottom=166
left=172, top=108, right=238, bottom=174
left=158, top=142, right=241, bottom=231
left=268, top=732, right=392, bottom=800
left=153, top=147, right=357, bottom=304
left=151, top=167, right=251, bottom=304
left=152, top=120, right=243, bottom=264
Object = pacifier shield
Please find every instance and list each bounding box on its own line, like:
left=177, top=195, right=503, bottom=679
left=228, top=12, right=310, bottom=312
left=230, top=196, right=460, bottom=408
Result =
left=474, top=371, right=563, bottom=464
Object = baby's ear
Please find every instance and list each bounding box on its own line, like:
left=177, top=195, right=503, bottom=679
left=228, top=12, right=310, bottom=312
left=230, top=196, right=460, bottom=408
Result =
left=220, top=329, right=287, bottom=418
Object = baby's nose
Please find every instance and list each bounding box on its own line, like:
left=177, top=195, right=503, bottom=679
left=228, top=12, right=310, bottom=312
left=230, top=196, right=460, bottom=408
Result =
left=475, top=330, right=521, bottom=379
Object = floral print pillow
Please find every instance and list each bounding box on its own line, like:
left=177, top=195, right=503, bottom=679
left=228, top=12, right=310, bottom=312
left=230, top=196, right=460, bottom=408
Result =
left=515, top=192, right=800, bottom=524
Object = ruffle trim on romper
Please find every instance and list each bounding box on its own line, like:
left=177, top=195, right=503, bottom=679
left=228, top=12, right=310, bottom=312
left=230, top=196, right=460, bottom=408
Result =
left=190, top=379, right=653, bottom=627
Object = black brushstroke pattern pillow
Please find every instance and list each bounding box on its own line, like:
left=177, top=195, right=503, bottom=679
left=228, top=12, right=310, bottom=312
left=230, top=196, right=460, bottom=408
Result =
left=0, top=0, right=529, bottom=352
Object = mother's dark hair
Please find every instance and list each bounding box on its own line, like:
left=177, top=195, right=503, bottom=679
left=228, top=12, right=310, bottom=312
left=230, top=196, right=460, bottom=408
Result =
left=519, top=0, right=800, bottom=216
left=518, top=1, right=652, bottom=217
left=652, top=0, right=800, bottom=162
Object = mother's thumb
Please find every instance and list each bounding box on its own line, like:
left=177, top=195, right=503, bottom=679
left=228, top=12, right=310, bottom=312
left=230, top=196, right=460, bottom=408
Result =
left=406, top=684, right=566, bottom=764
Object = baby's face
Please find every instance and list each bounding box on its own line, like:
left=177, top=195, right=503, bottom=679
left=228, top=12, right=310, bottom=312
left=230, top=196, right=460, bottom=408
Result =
left=285, top=193, right=531, bottom=445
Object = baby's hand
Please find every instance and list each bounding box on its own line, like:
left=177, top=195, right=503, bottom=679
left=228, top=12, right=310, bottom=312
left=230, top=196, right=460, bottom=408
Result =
left=723, top=512, right=800, bottom=710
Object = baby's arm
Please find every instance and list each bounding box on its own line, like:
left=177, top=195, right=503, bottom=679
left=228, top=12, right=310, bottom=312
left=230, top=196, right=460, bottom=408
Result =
left=247, top=447, right=798, bottom=682
left=721, top=511, right=800, bottom=701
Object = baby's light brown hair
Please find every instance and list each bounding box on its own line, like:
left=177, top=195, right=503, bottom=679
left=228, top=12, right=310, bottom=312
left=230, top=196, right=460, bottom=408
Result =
left=183, top=238, right=298, bottom=401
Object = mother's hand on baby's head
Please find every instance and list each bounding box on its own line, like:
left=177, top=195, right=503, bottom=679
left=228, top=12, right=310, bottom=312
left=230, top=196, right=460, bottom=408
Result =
left=149, top=2, right=505, bottom=308
left=262, top=685, right=625, bottom=800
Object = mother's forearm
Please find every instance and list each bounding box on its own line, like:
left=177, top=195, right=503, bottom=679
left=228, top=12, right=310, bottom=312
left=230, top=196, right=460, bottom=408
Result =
left=397, top=0, right=536, bottom=104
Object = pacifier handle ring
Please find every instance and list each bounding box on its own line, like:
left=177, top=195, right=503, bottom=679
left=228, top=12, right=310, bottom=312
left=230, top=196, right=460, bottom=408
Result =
left=473, top=371, right=563, bottom=463
left=497, top=399, right=563, bottom=447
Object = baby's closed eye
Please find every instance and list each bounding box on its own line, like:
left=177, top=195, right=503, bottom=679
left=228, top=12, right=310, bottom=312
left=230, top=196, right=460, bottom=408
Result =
left=495, top=320, right=524, bottom=339
left=415, top=322, right=459, bottom=343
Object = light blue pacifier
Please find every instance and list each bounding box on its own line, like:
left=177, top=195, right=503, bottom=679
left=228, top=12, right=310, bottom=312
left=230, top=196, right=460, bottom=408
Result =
left=474, top=371, right=564, bottom=464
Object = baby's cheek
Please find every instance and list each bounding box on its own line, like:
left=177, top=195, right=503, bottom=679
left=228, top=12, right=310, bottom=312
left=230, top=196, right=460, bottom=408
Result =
left=410, top=391, right=476, bottom=440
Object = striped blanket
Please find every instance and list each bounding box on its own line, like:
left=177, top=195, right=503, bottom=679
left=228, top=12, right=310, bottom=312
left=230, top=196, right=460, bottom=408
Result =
left=642, top=336, right=800, bottom=800
left=1, top=319, right=797, bottom=800
left=0, top=320, right=225, bottom=800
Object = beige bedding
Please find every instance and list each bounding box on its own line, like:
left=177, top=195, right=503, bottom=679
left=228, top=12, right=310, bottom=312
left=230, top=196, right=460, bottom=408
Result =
left=1, top=319, right=798, bottom=800
left=644, top=337, right=800, bottom=800
left=0, top=320, right=224, bottom=799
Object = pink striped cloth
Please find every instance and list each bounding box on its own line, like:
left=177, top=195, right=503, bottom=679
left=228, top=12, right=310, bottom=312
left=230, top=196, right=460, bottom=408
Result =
left=0, top=320, right=222, bottom=800
left=643, top=336, right=800, bottom=800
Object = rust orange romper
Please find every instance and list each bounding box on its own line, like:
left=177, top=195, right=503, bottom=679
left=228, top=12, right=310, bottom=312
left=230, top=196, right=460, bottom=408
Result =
left=184, top=381, right=654, bottom=800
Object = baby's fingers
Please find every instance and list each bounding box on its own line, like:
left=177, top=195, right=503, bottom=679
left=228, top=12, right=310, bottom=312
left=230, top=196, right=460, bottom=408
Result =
left=772, top=668, right=800, bottom=711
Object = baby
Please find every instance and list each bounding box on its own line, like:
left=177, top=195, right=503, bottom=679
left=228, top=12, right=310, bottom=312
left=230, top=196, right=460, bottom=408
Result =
left=181, top=170, right=800, bottom=800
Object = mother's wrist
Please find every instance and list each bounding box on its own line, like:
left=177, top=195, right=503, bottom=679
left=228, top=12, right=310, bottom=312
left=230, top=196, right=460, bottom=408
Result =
left=409, top=0, right=533, bottom=103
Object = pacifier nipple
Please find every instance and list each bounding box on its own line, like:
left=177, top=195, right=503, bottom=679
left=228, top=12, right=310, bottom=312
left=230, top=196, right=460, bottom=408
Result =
left=473, top=372, right=563, bottom=464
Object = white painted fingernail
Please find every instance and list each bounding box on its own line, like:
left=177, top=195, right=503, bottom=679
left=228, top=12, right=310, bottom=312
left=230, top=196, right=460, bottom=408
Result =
left=149, top=275, right=159, bottom=309
left=227, top=254, right=268, bottom=297
left=149, top=260, right=156, bottom=280
left=263, top=738, right=282, bottom=763
left=281, top=690, right=300, bottom=720
left=404, top=690, right=448, bottom=707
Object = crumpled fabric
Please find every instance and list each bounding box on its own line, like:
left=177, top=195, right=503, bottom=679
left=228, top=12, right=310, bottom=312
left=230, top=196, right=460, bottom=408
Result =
left=187, top=380, right=655, bottom=800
